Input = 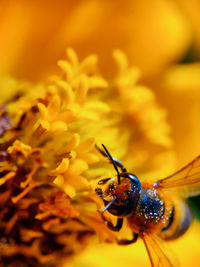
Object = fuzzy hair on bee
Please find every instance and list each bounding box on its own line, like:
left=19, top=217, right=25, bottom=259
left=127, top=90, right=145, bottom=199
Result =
left=95, top=144, right=199, bottom=267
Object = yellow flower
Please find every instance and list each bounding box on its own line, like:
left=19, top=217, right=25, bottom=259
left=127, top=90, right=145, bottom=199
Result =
left=0, top=1, right=197, bottom=169
left=0, top=49, right=175, bottom=266
left=0, top=2, right=200, bottom=267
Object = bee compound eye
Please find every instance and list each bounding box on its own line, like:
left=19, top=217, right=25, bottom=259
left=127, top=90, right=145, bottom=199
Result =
left=125, top=174, right=141, bottom=192
left=127, top=174, right=139, bottom=183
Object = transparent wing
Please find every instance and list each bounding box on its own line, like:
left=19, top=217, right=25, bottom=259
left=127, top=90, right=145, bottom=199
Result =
left=141, top=232, right=176, bottom=267
left=155, top=156, right=200, bottom=197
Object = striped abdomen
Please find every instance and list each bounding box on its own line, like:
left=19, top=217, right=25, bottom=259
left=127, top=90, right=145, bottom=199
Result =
left=159, top=198, right=193, bottom=240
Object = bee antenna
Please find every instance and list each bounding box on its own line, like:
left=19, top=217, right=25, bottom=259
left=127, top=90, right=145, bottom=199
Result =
left=102, top=195, right=117, bottom=213
left=101, top=144, right=121, bottom=185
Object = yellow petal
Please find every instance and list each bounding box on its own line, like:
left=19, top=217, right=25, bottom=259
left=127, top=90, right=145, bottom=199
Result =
left=57, top=60, right=73, bottom=81
left=68, top=159, right=88, bottom=175
left=47, top=95, right=61, bottom=119
left=74, top=75, right=88, bottom=104
left=88, top=76, right=108, bottom=89
left=38, top=103, right=48, bottom=120
left=76, top=138, right=95, bottom=153
left=79, top=54, right=98, bottom=73
left=50, top=158, right=69, bottom=175
left=56, top=80, right=74, bottom=103
left=51, top=121, right=67, bottom=132
left=64, top=184, right=76, bottom=198
left=66, top=48, right=79, bottom=67
left=53, top=174, right=64, bottom=187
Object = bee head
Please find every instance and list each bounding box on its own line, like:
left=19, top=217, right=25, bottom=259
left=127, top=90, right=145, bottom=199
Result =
left=95, top=173, right=141, bottom=216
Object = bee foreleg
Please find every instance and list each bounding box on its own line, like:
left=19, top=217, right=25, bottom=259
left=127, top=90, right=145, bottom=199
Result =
left=118, top=233, right=139, bottom=245
left=100, top=212, right=123, bottom=232
left=106, top=218, right=123, bottom=232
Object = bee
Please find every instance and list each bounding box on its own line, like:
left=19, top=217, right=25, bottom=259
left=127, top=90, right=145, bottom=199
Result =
left=95, top=144, right=200, bottom=267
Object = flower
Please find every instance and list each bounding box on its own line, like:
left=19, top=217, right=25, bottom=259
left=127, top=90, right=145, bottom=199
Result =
left=0, top=49, right=175, bottom=266
left=0, top=2, right=200, bottom=267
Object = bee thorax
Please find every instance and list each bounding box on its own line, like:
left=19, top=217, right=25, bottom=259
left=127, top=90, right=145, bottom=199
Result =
left=137, top=189, right=165, bottom=223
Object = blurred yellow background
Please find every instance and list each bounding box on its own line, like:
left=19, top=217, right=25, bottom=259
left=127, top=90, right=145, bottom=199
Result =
left=0, top=0, right=200, bottom=266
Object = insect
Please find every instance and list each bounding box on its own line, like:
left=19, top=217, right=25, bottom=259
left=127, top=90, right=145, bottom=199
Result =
left=95, top=144, right=200, bottom=267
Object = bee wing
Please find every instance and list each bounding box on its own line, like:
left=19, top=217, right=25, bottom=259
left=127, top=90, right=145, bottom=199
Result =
left=141, top=232, right=176, bottom=267
left=155, top=155, right=200, bottom=197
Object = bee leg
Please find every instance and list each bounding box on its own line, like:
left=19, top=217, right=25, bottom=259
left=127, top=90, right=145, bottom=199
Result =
left=118, top=233, right=139, bottom=245
left=106, top=218, right=123, bottom=232
left=100, top=212, right=123, bottom=232
left=95, top=144, right=127, bottom=172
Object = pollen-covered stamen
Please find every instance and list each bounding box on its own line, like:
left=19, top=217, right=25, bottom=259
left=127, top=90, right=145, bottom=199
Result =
left=0, top=140, right=43, bottom=204
left=36, top=191, right=79, bottom=219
